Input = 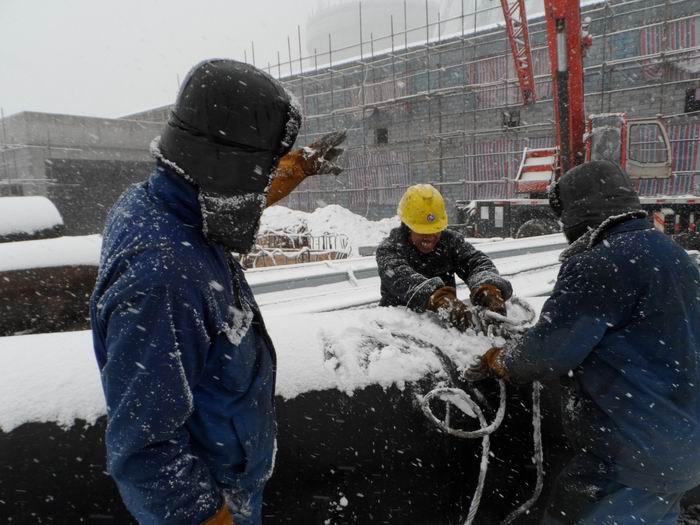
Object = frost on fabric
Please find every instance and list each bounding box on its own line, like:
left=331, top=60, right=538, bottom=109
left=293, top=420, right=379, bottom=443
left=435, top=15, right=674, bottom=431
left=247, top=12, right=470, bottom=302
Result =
left=199, top=191, right=268, bottom=252
left=281, top=89, right=302, bottom=151
left=559, top=210, right=648, bottom=262
left=225, top=303, right=254, bottom=346
left=225, top=488, right=254, bottom=523
left=149, top=137, right=197, bottom=186
left=166, top=299, right=195, bottom=413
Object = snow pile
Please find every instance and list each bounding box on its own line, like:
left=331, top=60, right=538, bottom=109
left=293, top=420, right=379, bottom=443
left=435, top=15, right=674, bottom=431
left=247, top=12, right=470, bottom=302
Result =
left=0, top=196, right=63, bottom=236
left=259, top=205, right=308, bottom=234
left=260, top=205, right=400, bottom=255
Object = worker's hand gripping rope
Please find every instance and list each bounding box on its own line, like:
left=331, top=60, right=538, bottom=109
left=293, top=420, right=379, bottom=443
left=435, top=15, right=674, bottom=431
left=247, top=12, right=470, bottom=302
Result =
left=420, top=296, right=543, bottom=525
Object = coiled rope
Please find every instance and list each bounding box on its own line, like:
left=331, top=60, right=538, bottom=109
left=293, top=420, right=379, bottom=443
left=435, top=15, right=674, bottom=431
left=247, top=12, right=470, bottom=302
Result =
left=420, top=298, right=544, bottom=525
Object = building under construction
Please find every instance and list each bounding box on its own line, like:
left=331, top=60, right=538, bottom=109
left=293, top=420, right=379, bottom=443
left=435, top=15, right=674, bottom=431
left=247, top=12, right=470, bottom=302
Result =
left=0, top=0, right=698, bottom=232
left=271, top=0, right=700, bottom=221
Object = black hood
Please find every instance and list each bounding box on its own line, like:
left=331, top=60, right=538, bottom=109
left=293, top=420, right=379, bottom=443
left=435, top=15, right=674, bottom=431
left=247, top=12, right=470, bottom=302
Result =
left=550, top=160, right=641, bottom=242
left=153, top=59, right=302, bottom=253
left=158, top=59, right=301, bottom=196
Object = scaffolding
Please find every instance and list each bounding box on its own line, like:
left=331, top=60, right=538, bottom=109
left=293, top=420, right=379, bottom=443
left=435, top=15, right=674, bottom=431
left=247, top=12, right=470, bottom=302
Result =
left=249, top=0, right=700, bottom=217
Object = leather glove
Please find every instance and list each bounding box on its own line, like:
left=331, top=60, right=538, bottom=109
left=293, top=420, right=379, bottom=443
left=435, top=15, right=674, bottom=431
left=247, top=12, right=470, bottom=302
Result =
left=202, top=503, right=234, bottom=525
left=470, top=284, right=507, bottom=316
left=426, top=286, right=474, bottom=332
left=461, top=347, right=508, bottom=382
left=267, top=129, right=347, bottom=206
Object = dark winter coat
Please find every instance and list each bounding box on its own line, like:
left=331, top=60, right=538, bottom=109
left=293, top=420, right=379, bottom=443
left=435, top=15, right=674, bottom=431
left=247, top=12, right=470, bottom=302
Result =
left=502, top=215, right=700, bottom=493
left=376, top=225, right=512, bottom=310
left=90, top=166, right=276, bottom=525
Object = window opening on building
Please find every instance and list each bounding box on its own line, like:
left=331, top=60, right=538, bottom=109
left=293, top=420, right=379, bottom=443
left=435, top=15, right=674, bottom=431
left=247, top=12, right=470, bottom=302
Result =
left=685, top=88, right=700, bottom=113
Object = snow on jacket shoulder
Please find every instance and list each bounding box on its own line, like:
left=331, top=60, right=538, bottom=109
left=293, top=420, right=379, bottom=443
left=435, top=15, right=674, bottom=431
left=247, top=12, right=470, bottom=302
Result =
left=90, top=166, right=276, bottom=525
left=376, top=225, right=512, bottom=310
left=502, top=216, right=700, bottom=493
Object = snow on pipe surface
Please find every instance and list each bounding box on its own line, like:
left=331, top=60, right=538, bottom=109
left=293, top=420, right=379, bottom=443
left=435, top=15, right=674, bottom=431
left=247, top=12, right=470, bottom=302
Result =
left=0, top=304, right=530, bottom=433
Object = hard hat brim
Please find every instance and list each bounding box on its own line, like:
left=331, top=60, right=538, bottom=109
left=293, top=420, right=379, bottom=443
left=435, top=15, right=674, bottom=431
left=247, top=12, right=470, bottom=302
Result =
left=405, top=216, right=448, bottom=234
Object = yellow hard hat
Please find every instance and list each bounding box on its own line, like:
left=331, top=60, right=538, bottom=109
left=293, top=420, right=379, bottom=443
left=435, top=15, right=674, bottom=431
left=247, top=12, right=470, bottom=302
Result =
left=398, top=184, right=448, bottom=234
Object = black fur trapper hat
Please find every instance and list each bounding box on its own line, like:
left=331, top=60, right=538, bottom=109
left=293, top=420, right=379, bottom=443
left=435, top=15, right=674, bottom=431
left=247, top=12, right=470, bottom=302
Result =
left=548, top=160, right=642, bottom=240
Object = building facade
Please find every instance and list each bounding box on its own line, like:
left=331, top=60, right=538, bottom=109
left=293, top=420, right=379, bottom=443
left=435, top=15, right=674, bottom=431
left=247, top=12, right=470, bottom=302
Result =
left=278, top=0, right=700, bottom=220
left=0, top=112, right=161, bottom=234
left=1, top=0, right=698, bottom=232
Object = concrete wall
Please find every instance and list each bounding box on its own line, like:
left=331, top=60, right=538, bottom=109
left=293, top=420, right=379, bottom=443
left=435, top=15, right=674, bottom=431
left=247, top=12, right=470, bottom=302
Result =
left=0, top=112, right=161, bottom=234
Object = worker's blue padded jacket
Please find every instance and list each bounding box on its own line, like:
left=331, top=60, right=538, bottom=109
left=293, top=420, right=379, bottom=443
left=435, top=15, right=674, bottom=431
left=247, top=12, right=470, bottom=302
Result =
left=90, top=165, right=276, bottom=525
left=502, top=215, right=700, bottom=493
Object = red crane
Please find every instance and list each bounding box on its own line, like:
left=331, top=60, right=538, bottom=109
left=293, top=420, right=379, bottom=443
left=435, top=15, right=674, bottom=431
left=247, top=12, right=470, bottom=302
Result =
left=543, top=0, right=591, bottom=175
left=499, top=0, right=537, bottom=106
left=472, top=0, right=692, bottom=244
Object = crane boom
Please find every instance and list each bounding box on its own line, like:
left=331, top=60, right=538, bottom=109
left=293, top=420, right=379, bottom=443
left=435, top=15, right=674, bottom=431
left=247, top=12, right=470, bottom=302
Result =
left=544, top=0, right=587, bottom=176
left=499, top=0, right=537, bottom=105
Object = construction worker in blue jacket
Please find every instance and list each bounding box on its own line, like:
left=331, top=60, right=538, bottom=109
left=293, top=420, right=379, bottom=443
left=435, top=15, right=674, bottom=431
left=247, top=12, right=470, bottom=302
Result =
left=90, top=59, right=344, bottom=525
left=467, top=160, right=700, bottom=524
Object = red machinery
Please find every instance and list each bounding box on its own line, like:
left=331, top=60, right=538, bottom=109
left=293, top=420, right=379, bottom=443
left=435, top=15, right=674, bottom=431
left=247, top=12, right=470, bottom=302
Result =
left=499, top=0, right=537, bottom=106
left=461, top=0, right=699, bottom=246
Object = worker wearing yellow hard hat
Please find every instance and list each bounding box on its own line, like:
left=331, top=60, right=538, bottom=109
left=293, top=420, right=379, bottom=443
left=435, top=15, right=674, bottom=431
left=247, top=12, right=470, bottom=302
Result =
left=376, top=184, right=512, bottom=331
left=397, top=184, right=449, bottom=235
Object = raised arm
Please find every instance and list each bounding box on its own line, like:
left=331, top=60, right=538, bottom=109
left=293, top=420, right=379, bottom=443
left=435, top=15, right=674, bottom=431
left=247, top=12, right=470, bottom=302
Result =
left=266, top=130, right=346, bottom=207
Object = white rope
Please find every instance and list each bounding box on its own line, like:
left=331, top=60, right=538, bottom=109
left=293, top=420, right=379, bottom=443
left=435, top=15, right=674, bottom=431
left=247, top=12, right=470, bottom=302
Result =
left=421, top=381, right=506, bottom=525
left=420, top=297, right=544, bottom=525
left=503, top=381, right=544, bottom=525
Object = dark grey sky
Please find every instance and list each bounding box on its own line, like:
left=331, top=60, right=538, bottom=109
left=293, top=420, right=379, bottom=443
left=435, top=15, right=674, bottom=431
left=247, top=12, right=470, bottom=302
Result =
left=0, top=0, right=327, bottom=118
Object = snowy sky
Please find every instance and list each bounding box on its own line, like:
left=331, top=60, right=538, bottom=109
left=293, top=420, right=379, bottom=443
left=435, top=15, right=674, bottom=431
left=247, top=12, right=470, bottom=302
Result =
left=0, top=0, right=332, bottom=119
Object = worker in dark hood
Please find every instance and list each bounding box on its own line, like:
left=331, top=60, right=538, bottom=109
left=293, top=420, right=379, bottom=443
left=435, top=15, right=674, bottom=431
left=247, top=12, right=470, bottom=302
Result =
left=90, top=59, right=345, bottom=525
left=466, top=160, right=700, bottom=524
left=376, top=184, right=512, bottom=331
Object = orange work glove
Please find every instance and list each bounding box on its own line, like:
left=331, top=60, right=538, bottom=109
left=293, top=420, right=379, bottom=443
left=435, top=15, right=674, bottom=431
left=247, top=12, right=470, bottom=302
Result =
left=470, top=284, right=507, bottom=316
left=461, top=347, right=508, bottom=382
left=202, top=503, right=234, bottom=525
left=426, top=286, right=474, bottom=332
left=267, top=129, right=347, bottom=206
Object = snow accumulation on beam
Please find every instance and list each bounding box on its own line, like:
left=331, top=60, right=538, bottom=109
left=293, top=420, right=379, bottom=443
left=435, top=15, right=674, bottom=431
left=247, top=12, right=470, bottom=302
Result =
left=0, top=299, right=548, bottom=433
left=0, top=235, right=101, bottom=272
left=0, top=196, right=63, bottom=237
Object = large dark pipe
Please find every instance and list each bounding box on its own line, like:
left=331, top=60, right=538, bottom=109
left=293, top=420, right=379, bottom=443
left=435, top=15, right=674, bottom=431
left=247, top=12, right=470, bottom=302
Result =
left=0, top=380, right=572, bottom=524
left=0, top=265, right=97, bottom=337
